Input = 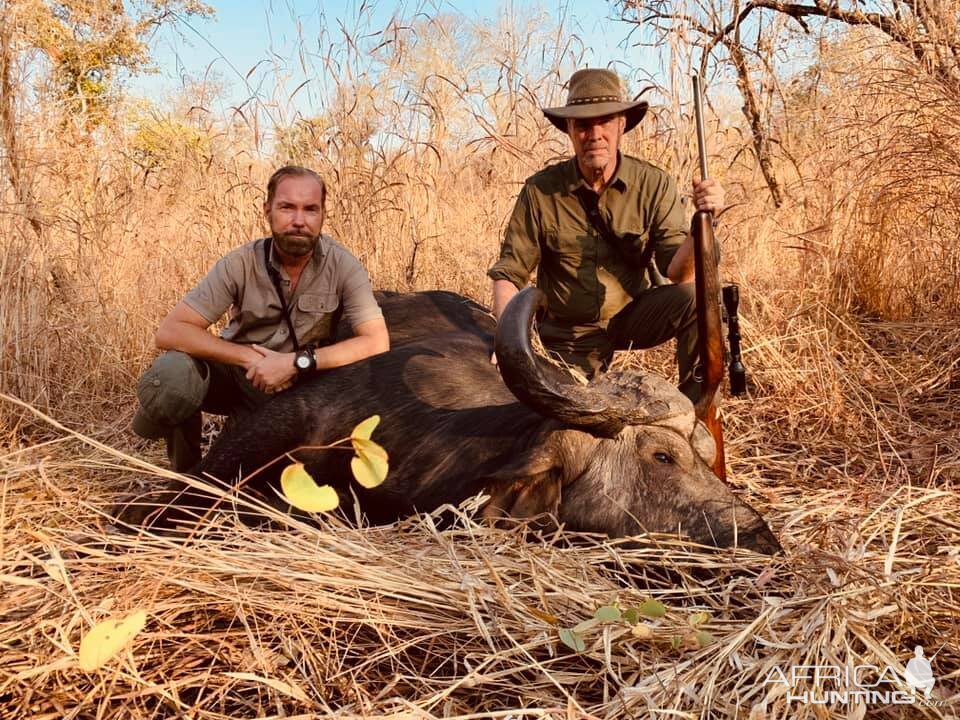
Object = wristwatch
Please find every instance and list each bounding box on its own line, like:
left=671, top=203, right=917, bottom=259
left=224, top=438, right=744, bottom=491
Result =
left=294, top=348, right=317, bottom=376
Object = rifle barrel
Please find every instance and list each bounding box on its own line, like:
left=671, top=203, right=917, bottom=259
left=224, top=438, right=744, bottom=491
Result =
left=692, top=75, right=709, bottom=183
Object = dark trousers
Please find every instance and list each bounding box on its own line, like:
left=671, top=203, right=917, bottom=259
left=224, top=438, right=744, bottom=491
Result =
left=544, top=283, right=700, bottom=402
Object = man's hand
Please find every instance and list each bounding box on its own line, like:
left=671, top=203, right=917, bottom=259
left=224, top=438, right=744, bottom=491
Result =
left=246, top=345, right=298, bottom=393
left=692, top=178, right=725, bottom=214
left=239, top=344, right=267, bottom=371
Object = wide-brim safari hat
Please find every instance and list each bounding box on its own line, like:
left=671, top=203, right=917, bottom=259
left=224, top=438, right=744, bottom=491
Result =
left=542, top=68, right=648, bottom=132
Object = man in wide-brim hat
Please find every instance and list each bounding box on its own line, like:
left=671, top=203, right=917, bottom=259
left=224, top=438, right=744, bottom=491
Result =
left=488, top=67, right=725, bottom=400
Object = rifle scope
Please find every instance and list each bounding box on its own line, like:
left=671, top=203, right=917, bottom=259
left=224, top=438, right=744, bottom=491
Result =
left=722, top=284, right=747, bottom=396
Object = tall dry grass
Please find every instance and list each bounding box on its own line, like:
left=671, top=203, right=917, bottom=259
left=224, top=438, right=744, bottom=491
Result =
left=0, top=2, right=958, bottom=717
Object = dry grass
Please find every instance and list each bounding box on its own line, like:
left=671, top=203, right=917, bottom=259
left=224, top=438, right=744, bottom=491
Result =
left=2, top=366, right=958, bottom=718
left=2, top=2, right=960, bottom=717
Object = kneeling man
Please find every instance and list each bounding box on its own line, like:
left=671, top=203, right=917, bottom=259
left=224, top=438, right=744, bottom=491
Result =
left=133, top=165, right=389, bottom=471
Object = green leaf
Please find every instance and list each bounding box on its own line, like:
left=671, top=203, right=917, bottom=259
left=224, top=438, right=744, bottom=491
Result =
left=558, top=628, right=586, bottom=653
left=594, top=605, right=621, bottom=622
left=622, top=608, right=640, bottom=625
left=639, top=600, right=667, bottom=618
left=696, top=630, right=715, bottom=647
left=670, top=635, right=683, bottom=650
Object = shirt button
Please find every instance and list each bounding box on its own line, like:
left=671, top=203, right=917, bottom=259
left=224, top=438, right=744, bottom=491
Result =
left=152, top=379, right=160, bottom=386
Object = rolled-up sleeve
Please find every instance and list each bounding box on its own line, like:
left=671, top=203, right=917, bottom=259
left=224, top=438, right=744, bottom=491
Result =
left=487, top=184, right=541, bottom=290
left=182, top=252, right=240, bottom=324
left=338, top=253, right=383, bottom=329
left=647, top=172, right=688, bottom=277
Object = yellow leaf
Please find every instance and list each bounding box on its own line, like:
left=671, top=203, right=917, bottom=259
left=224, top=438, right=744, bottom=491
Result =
left=78, top=610, right=147, bottom=671
left=631, top=623, right=654, bottom=640
left=351, top=436, right=388, bottom=461
left=350, top=415, right=380, bottom=441
left=280, top=463, right=339, bottom=512
left=350, top=447, right=389, bottom=489
left=351, top=417, right=388, bottom=471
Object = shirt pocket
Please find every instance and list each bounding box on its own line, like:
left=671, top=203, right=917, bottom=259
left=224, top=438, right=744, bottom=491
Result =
left=544, top=226, right=584, bottom=253
left=297, top=292, right=341, bottom=345
left=610, top=228, right=652, bottom=268
left=543, top=227, right=589, bottom=270
left=541, top=226, right=599, bottom=323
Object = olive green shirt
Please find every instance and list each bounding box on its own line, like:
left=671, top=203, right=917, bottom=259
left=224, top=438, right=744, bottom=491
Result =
left=184, top=235, right=383, bottom=352
left=488, top=154, right=687, bottom=339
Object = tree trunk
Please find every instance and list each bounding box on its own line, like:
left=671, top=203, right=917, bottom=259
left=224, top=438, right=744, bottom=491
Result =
left=723, top=37, right=784, bottom=208
left=0, top=17, right=44, bottom=240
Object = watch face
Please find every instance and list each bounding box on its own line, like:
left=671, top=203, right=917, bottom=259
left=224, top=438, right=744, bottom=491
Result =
left=296, top=355, right=310, bottom=369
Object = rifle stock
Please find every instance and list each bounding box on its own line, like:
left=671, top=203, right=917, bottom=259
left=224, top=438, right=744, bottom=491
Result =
left=691, top=75, right=727, bottom=481
left=691, top=211, right=727, bottom=480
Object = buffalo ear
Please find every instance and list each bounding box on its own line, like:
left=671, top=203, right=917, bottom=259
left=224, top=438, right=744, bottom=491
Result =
left=477, top=437, right=562, bottom=527
left=480, top=470, right=562, bottom=530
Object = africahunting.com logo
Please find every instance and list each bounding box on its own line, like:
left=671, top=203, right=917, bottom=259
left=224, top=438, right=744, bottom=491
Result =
left=764, top=644, right=947, bottom=707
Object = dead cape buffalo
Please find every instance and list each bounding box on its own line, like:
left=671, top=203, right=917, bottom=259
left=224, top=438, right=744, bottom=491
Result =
left=123, top=288, right=780, bottom=553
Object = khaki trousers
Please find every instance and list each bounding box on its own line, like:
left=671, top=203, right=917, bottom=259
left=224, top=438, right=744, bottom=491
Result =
left=135, top=351, right=270, bottom=472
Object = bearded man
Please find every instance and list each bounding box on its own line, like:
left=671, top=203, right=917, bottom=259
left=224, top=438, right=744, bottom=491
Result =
left=132, top=165, right=389, bottom=471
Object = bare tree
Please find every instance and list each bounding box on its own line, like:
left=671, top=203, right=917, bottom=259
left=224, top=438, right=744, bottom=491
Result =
left=617, top=0, right=960, bottom=206
left=1, top=0, right=213, bottom=245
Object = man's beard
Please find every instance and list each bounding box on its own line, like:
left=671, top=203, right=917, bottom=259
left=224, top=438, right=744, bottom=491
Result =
left=272, top=231, right=319, bottom=257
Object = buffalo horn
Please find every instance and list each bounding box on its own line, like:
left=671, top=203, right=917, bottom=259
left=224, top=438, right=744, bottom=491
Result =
left=494, top=288, right=689, bottom=437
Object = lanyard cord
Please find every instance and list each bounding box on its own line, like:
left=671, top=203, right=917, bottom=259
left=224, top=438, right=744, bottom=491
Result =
left=263, top=237, right=301, bottom=352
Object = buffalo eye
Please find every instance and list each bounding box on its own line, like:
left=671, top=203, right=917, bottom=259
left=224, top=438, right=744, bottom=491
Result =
left=654, top=451, right=674, bottom=465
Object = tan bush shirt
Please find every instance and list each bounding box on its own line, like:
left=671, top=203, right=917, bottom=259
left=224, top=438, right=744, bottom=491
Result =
left=184, top=235, right=383, bottom=352
left=488, top=154, right=687, bottom=342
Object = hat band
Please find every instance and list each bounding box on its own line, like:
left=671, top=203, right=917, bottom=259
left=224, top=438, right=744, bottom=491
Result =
left=568, top=95, right=622, bottom=105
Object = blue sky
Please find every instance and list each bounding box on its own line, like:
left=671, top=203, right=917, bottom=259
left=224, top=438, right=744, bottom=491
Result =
left=132, top=0, right=654, bottom=118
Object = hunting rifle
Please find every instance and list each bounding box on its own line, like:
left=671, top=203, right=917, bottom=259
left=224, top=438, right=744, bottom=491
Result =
left=691, top=74, right=745, bottom=482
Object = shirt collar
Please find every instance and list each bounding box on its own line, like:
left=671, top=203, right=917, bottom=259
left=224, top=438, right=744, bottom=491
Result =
left=564, top=152, right=628, bottom=195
